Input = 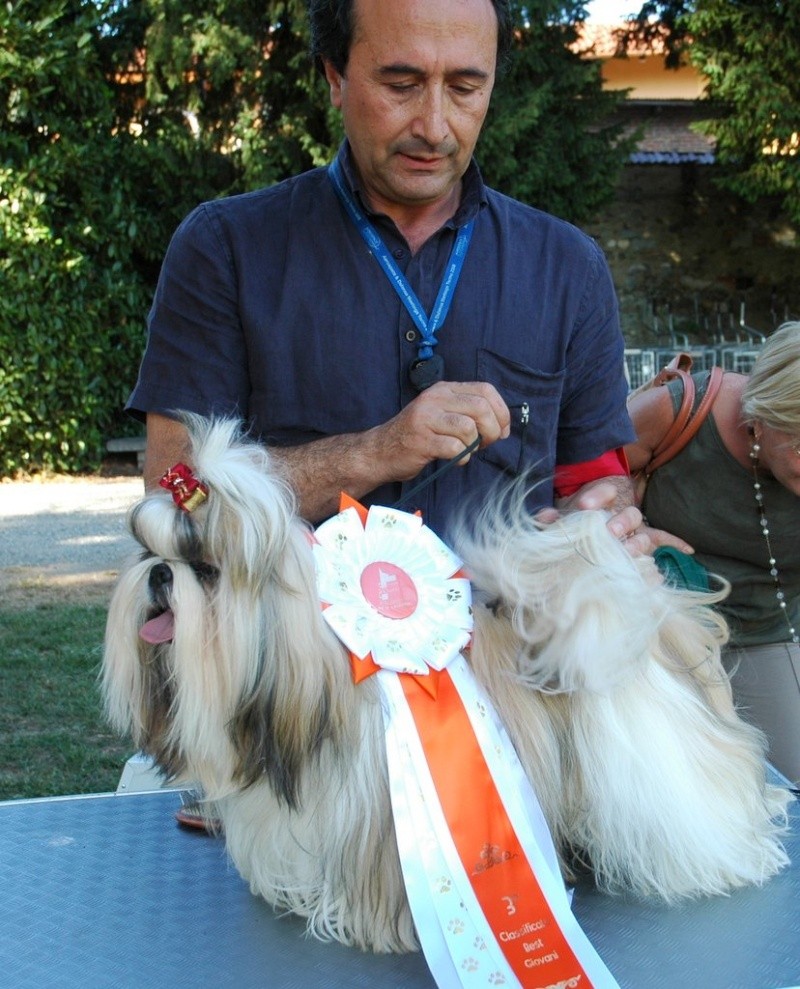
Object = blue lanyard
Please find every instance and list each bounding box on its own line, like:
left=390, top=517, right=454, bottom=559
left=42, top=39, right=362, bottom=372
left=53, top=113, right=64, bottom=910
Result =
left=328, top=157, right=474, bottom=363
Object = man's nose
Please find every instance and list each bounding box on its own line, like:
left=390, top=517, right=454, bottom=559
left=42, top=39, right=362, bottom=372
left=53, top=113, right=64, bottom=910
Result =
left=411, top=85, right=450, bottom=148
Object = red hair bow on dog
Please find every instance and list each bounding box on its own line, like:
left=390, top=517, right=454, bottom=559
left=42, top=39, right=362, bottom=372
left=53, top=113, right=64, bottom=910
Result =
left=159, top=462, right=208, bottom=512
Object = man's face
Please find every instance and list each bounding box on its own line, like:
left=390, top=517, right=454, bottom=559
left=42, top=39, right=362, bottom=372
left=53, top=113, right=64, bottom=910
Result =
left=324, top=0, right=498, bottom=217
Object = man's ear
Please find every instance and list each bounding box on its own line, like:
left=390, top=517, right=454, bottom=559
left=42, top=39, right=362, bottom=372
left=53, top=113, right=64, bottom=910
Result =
left=322, top=59, right=344, bottom=109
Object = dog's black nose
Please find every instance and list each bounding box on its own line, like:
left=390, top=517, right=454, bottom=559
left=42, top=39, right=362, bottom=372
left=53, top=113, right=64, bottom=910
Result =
left=148, top=562, right=173, bottom=593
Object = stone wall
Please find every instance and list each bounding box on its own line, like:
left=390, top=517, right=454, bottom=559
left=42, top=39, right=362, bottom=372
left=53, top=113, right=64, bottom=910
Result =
left=584, top=164, right=799, bottom=349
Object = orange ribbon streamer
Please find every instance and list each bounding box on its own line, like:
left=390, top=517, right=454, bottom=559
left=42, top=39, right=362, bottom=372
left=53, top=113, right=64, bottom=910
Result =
left=401, top=670, right=594, bottom=987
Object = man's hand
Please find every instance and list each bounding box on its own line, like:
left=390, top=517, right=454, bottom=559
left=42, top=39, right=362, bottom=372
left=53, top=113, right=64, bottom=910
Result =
left=556, top=476, right=695, bottom=557
left=371, top=381, right=510, bottom=480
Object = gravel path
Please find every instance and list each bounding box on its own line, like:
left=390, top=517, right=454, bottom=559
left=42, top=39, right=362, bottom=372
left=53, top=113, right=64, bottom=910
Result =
left=0, top=476, right=144, bottom=600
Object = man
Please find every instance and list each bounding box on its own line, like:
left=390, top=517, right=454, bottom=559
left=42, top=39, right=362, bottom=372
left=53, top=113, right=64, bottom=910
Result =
left=129, top=0, right=658, bottom=550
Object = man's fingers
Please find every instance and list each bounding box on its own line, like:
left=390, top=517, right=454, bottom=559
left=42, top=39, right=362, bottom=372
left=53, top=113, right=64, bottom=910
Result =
left=612, top=521, right=695, bottom=559
left=568, top=480, right=621, bottom=512
left=429, top=381, right=511, bottom=444
left=604, top=504, right=643, bottom=542
left=373, top=380, right=511, bottom=481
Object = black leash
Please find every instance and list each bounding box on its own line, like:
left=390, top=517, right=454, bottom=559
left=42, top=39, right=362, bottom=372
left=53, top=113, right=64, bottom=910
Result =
left=390, top=436, right=481, bottom=512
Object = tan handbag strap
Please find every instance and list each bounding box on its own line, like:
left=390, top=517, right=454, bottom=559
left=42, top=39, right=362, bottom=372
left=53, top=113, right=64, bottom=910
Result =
left=646, top=365, right=724, bottom=475
left=653, top=351, right=694, bottom=383
left=649, top=367, right=696, bottom=463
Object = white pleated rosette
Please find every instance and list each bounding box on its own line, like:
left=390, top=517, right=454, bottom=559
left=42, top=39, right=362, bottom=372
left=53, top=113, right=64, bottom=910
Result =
left=313, top=504, right=473, bottom=676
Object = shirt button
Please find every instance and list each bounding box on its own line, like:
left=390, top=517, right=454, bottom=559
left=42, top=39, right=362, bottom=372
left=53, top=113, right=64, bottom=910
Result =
left=393, top=249, right=405, bottom=259
left=405, top=330, right=417, bottom=342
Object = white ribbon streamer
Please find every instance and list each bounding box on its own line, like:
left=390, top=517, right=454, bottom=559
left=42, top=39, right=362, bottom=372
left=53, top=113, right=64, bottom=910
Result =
left=381, top=670, right=517, bottom=987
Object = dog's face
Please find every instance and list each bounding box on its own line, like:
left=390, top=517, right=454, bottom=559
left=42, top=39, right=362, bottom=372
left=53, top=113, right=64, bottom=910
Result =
left=103, top=417, right=348, bottom=804
left=103, top=494, right=231, bottom=786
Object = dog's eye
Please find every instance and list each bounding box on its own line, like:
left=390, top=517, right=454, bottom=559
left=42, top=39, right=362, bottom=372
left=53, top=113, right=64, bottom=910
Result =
left=190, top=561, right=219, bottom=585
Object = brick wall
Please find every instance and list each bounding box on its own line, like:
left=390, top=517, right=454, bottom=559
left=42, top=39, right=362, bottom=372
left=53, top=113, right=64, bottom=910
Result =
left=585, top=164, right=799, bottom=347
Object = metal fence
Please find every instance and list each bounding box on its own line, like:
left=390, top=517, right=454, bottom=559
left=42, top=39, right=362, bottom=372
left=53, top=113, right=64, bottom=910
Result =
left=624, top=342, right=763, bottom=391
left=622, top=298, right=787, bottom=390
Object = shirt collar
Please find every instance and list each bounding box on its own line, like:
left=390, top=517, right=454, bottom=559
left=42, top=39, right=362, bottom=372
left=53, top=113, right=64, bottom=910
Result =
left=334, top=140, right=487, bottom=232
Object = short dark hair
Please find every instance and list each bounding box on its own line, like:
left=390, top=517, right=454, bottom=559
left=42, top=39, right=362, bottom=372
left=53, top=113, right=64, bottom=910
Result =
left=307, top=0, right=514, bottom=77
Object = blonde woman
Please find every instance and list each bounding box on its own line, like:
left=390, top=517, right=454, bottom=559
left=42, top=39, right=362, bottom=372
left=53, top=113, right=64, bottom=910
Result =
left=627, top=322, right=800, bottom=785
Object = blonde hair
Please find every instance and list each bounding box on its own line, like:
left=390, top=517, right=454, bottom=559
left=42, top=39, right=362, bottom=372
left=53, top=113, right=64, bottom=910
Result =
left=741, top=321, right=800, bottom=433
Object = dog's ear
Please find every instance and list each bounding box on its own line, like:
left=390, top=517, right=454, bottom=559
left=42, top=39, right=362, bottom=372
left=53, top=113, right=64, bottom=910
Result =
left=223, top=533, right=346, bottom=808
left=230, top=665, right=331, bottom=809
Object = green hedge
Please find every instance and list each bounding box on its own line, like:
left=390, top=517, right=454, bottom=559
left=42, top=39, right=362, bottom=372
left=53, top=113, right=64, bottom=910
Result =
left=0, top=157, right=150, bottom=474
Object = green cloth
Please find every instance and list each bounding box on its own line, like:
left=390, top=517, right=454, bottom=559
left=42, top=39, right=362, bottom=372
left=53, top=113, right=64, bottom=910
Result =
left=653, top=547, right=710, bottom=592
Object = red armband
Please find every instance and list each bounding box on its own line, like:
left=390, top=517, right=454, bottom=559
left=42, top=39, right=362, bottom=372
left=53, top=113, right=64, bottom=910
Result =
left=553, top=448, right=630, bottom=499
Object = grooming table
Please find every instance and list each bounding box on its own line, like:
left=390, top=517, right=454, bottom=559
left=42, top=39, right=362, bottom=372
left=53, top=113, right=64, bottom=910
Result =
left=1, top=788, right=798, bottom=989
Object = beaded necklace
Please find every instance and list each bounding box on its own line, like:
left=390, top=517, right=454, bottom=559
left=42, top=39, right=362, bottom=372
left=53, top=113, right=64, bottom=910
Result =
left=749, top=436, right=800, bottom=644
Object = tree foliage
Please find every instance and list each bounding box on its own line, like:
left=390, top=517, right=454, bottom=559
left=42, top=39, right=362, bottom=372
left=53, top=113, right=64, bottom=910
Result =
left=0, top=0, right=630, bottom=475
left=0, top=0, right=150, bottom=473
left=480, top=2, right=635, bottom=222
left=624, top=1, right=800, bottom=224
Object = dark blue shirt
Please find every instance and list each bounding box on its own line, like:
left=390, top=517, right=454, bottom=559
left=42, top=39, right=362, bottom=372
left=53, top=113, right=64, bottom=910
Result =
left=128, top=143, right=634, bottom=535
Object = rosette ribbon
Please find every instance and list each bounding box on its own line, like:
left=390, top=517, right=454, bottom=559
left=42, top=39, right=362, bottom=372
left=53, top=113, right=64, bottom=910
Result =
left=314, top=495, right=620, bottom=989
left=314, top=494, right=472, bottom=696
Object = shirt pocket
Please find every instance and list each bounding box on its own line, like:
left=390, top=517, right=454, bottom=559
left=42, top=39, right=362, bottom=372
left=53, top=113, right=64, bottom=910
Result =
left=476, top=348, right=565, bottom=477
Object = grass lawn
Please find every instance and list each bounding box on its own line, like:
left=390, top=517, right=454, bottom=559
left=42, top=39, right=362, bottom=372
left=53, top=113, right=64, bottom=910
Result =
left=0, top=601, right=133, bottom=800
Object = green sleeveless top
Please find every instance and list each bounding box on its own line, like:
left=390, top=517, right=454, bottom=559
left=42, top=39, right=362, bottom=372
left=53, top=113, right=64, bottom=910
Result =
left=642, top=371, right=800, bottom=646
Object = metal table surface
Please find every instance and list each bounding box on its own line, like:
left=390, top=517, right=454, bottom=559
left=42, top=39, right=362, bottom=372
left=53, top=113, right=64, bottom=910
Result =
left=1, top=788, right=799, bottom=989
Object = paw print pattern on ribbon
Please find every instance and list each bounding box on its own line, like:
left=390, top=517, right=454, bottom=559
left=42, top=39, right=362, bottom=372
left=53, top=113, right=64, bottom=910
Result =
left=447, top=917, right=466, bottom=935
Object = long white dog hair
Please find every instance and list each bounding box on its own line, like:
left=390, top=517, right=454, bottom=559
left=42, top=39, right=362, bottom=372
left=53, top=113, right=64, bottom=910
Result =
left=103, top=415, right=790, bottom=953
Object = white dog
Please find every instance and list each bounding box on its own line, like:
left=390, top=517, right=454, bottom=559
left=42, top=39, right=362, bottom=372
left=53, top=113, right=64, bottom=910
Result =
left=103, top=416, right=789, bottom=954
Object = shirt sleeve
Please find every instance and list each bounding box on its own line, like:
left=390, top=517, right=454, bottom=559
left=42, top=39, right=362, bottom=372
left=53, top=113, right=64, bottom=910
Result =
left=553, top=448, right=630, bottom=498
left=126, top=204, right=251, bottom=422
left=555, top=240, right=635, bottom=464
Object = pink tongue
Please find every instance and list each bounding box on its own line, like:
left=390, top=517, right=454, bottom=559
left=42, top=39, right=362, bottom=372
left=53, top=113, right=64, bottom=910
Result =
left=139, top=610, right=175, bottom=644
